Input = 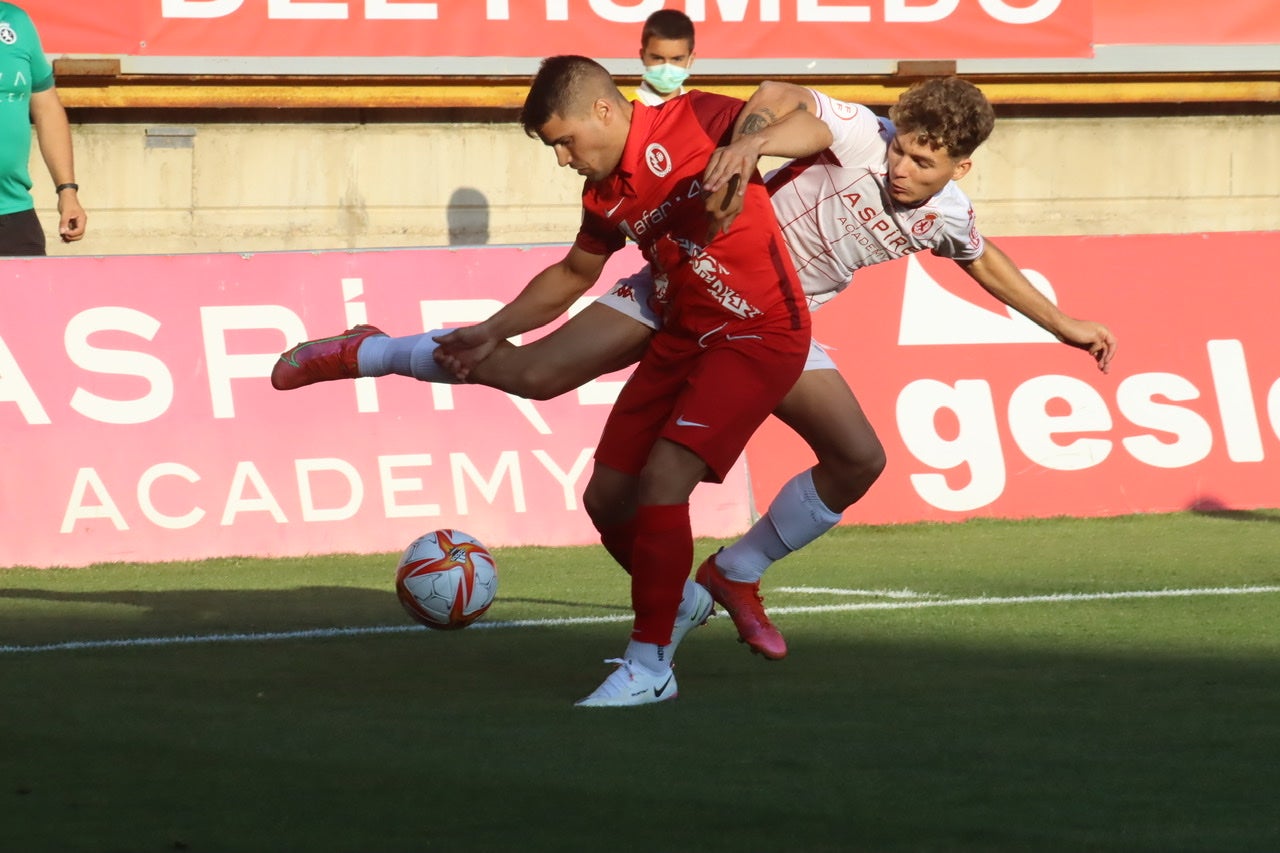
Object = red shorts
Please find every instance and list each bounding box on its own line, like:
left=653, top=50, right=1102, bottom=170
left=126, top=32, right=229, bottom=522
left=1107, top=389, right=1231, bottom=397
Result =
left=595, top=322, right=809, bottom=483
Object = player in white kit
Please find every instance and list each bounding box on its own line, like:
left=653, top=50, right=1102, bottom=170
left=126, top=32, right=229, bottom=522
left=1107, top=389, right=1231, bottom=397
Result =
left=273, top=78, right=1116, bottom=660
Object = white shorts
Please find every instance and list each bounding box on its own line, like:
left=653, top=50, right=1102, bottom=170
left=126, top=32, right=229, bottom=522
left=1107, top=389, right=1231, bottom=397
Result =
left=598, top=267, right=837, bottom=372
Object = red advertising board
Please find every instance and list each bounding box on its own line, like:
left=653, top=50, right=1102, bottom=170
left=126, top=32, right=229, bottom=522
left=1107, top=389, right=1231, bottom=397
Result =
left=2, top=233, right=1277, bottom=569
left=0, top=244, right=751, bottom=568
left=745, top=232, right=1280, bottom=525
left=27, top=1, right=1280, bottom=62
left=1094, top=1, right=1280, bottom=45
left=30, top=0, right=1092, bottom=59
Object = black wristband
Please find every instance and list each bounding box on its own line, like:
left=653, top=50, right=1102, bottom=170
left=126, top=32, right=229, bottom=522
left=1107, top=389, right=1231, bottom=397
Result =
left=55, top=183, right=79, bottom=193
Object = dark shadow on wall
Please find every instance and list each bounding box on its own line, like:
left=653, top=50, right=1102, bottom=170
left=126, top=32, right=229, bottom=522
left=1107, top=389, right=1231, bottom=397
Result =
left=447, top=187, right=490, bottom=245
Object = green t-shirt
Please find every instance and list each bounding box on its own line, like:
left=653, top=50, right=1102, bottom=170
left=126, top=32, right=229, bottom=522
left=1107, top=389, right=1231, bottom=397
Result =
left=0, top=3, right=53, bottom=215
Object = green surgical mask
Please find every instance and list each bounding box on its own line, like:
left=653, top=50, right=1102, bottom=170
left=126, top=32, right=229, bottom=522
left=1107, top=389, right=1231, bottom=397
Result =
left=642, top=63, right=692, bottom=95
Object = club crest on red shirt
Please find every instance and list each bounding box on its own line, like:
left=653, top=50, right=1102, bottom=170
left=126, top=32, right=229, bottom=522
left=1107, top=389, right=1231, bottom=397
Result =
left=645, top=143, right=673, bottom=177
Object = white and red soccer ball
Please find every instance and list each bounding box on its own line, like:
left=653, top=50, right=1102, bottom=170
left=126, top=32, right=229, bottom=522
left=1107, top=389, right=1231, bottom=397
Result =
left=395, top=529, right=498, bottom=630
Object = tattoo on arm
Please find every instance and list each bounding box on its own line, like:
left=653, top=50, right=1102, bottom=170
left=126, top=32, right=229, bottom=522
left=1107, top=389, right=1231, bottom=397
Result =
left=740, top=110, right=774, bottom=135
left=740, top=99, right=810, bottom=136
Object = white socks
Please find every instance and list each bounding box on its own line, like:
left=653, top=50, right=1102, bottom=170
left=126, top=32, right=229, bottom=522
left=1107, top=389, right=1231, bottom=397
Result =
left=716, top=468, right=842, bottom=584
left=625, top=639, right=670, bottom=674
left=675, top=578, right=702, bottom=620
left=624, top=579, right=703, bottom=673
left=356, top=329, right=460, bottom=383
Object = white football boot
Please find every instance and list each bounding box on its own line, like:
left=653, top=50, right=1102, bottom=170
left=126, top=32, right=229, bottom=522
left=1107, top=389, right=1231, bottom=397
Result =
left=574, top=658, right=678, bottom=708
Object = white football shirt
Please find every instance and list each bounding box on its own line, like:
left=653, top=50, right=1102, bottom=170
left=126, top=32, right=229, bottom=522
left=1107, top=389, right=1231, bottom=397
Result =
left=767, top=89, right=986, bottom=309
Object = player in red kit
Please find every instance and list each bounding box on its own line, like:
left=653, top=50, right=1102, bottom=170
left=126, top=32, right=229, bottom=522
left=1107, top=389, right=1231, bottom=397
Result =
left=435, top=56, right=820, bottom=706
left=527, top=57, right=816, bottom=706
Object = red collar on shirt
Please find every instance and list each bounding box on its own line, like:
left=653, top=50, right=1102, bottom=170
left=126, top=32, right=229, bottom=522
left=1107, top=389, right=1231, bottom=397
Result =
left=609, top=100, right=662, bottom=199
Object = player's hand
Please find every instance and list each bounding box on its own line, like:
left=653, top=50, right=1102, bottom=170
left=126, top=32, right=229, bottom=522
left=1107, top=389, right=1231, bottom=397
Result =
left=1059, top=319, right=1117, bottom=374
left=703, top=139, right=759, bottom=197
left=704, top=173, right=742, bottom=241
left=433, top=325, right=500, bottom=381
left=702, top=144, right=754, bottom=241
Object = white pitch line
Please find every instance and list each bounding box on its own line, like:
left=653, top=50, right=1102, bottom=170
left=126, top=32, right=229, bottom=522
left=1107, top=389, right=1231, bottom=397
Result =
left=0, top=614, right=635, bottom=655
left=763, top=584, right=1280, bottom=616
left=775, top=586, right=938, bottom=599
left=1, top=584, right=1276, bottom=655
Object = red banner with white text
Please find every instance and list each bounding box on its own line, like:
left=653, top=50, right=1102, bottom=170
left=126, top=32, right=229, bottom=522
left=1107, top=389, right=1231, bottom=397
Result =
left=29, top=0, right=1093, bottom=59
left=745, top=232, right=1280, bottom=525
left=2, top=233, right=1277, bottom=568
left=0, top=244, right=751, bottom=569
left=27, top=1, right=1280, bottom=63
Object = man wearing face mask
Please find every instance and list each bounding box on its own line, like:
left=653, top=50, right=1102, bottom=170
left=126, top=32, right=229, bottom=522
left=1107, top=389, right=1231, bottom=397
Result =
left=635, top=9, right=695, bottom=105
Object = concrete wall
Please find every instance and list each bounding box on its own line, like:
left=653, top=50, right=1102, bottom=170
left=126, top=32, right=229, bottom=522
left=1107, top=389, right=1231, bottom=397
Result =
left=34, top=112, right=1280, bottom=257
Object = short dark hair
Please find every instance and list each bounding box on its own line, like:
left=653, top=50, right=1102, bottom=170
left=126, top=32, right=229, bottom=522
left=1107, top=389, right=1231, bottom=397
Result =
left=641, top=9, right=695, bottom=50
left=520, top=55, right=623, bottom=137
left=889, top=77, right=995, bottom=159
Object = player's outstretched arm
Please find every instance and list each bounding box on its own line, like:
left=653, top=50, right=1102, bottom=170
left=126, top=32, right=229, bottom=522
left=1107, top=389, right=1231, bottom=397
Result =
left=959, top=240, right=1117, bottom=373
left=435, top=244, right=609, bottom=381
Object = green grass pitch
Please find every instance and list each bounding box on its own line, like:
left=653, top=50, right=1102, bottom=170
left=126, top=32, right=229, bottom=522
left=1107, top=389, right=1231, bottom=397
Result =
left=2, top=510, right=1279, bottom=852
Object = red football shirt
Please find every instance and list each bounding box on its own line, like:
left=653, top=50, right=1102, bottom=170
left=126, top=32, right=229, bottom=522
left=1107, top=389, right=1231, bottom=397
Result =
left=573, top=91, right=807, bottom=339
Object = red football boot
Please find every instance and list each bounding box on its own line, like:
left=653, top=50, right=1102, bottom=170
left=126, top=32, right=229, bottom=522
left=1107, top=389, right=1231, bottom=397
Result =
left=271, top=325, right=385, bottom=390
left=695, top=551, right=787, bottom=660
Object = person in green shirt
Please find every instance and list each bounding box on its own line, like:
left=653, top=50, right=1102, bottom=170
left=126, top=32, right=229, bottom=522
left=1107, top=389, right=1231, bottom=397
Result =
left=0, top=3, right=84, bottom=255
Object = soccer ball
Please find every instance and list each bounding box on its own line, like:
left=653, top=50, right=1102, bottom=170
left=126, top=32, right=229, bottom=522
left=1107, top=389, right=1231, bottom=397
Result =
left=395, top=529, right=499, bottom=630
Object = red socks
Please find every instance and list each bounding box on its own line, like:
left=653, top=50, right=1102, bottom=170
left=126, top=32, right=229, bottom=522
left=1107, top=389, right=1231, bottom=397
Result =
left=628, top=503, right=692, bottom=646
left=598, top=515, right=638, bottom=572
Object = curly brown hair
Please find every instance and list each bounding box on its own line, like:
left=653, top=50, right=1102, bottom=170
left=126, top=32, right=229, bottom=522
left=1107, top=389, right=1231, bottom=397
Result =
left=888, top=77, right=994, bottom=159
